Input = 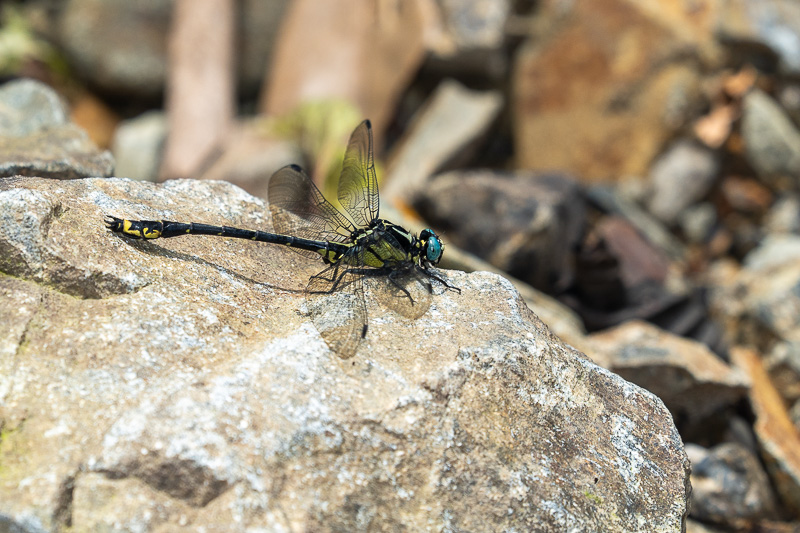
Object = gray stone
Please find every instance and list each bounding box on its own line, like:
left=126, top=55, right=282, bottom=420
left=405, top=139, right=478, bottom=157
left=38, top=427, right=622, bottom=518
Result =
left=679, top=202, right=717, bottom=244
left=765, top=193, right=800, bottom=234
left=57, top=0, right=172, bottom=98
left=0, top=78, right=69, bottom=135
left=741, top=89, right=800, bottom=188
left=56, top=0, right=288, bottom=98
left=687, top=442, right=777, bottom=526
left=647, top=140, right=719, bottom=225
left=413, top=169, right=584, bottom=291
left=438, top=0, right=511, bottom=50
left=0, top=79, right=114, bottom=179
left=0, top=176, right=690, bottom=532
left=744, top=234, right=800, bottom=272
left=110, top=111, right=167, bottom=181
left=384, top=79, right=502, bottom=202
left=743, top=260, right=800, bottom=342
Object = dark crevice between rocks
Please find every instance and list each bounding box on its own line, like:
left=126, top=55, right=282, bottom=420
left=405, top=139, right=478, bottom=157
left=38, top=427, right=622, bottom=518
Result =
left=52, top=472, right=76, bottom=533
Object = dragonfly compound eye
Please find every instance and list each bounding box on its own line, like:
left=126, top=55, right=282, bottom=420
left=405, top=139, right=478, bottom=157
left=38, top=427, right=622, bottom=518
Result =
left=424, top=231, right=443, bottom=263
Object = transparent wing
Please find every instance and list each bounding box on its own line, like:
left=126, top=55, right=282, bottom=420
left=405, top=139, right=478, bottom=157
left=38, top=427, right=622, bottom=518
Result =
left=268, top=164, right=357, bottom=249
left=305, top=259, right=368, bottom=359
left=369, top=266, right=432, bottom=320
left=338, top=120, right=379, bottom=229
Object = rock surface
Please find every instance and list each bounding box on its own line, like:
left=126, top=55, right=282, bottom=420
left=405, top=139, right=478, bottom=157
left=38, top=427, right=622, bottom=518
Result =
left=0, top=176, right=690, bottom=531
left=0, top=79, right=114, bottom=179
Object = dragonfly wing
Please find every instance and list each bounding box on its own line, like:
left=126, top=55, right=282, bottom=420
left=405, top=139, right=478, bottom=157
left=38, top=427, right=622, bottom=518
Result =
left=306, top=261, right=368, bottom=359
left=338, top=120, right=379, bottom=228
left=269, top=164, right=356, bottom=245
left=369, top=265, right=432, bottom=320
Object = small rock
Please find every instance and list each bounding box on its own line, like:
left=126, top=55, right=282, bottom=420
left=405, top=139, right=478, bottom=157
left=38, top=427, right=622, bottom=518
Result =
left=764, top=341, right=800, bottom=402
left=585, top=321, right=749, bottom=425
left=424, top=0, right=512, bottom=79
left=0, top=78, right=68, bottom=135
left=111, top=111, right=168, bottom=181
left=719, top=175, right=774, bottom=215
left=0, top=79, right=114, bottom=179
left=647, top=140, right=719, bottom=225
left=413, top=169, right=583, bottom=291
left=742, top=258, right=800, bottom=342
left=384, top=79, right=502, bottom=202
left=744, top=234, right=800, bottom=272
left=679, top=203, right=717, bottom=244
left=764, top=193, right=800, bottom=234
left=741, top=89, right=800, bottom=188
left=688, top=442, right=777, bottom=526
left=436, top=0, right=511, bottom=51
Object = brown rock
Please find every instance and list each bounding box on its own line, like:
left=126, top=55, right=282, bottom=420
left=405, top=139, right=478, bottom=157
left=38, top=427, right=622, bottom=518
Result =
left=512, top=0, right=719, bottom=180
left=731, top=346, right=800, bottom=514
left=261, top=0, right=429, bottom=131
left=159, top=0, right=235, bottom=181
left=585, top=320, right=749, bottom=423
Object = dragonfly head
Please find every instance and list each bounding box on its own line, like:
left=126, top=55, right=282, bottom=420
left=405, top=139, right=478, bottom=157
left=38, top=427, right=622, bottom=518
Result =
left=419, top=229, right=444, bottom=265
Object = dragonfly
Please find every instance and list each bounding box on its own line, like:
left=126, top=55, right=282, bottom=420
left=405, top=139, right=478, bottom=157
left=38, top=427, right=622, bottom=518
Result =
left=105, top=119, right=459, bottom=358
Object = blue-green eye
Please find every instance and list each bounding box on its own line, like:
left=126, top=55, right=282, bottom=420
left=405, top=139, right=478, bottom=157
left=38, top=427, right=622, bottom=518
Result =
left=423, top=230, right=443, bottom=263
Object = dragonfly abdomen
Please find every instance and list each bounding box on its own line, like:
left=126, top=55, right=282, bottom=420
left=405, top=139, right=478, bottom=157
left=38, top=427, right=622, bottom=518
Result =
left=104, top=216, right=349, bottom=258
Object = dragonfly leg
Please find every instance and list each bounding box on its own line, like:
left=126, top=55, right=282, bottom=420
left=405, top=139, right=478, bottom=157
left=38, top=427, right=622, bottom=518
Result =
left=420, top=266, right=461, bottom=294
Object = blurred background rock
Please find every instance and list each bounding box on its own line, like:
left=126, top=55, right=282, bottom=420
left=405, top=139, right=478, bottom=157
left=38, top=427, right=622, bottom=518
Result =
left=5, top=0, right=800, bottom=529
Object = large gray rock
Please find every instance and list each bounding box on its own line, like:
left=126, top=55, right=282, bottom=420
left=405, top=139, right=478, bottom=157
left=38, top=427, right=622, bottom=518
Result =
left=0, top=79, right=114, bottom=179
left=0, top=177, right=690, bottom=531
